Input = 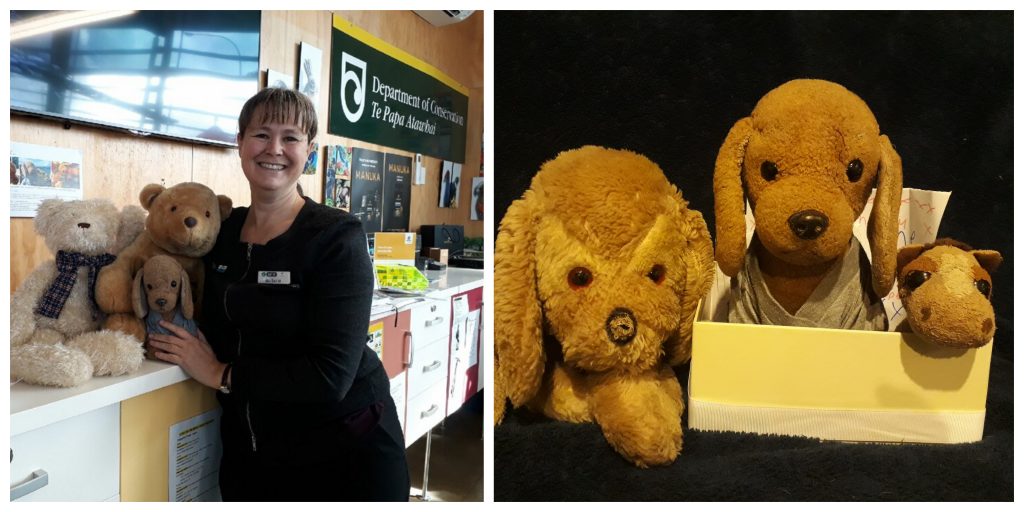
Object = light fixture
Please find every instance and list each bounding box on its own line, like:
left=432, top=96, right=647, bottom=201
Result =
left=11, top=10, right=136, bottom=41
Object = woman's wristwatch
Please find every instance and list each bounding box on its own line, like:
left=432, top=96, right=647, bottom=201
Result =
left=219, top=363, right=232, bottom=394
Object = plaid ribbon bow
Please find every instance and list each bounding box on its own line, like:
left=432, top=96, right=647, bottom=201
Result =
left=35, top=250, right=116, bottom=320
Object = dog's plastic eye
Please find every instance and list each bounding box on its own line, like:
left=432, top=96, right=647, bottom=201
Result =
left=976, top=279, right=991, bottom=297
left=170, top=206, right=177, bottom=212
left=568, top=267, right=593, bottom=289
left=647, top=264, right=666, bottom=284
left=146, top=284, right=153, bottom=290
left=205, top=211, right=211, bottom=218
left=847, top=159, right=864, bottom=182
left=904, top=270, right=931, bottom=291
left=171, top=281, right=177, bottom=288
left=760, top=161, right=779, bottom=181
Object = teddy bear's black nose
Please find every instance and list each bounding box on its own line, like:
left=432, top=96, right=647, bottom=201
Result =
left=788, top=210, right=829, bottom=240
left=184, top=217, right=197, bottom=228
left=606, top=308, right=637, bottom=345
left=77, top=222, right=91, bottom=229
left=155, top=298, right=167, bottom=308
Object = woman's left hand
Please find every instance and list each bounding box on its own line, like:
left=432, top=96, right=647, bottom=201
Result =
left=149, top=324, right=225, bottom=390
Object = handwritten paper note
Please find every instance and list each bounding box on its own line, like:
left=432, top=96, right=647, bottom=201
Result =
left=702, top=188, right=951, bottom=331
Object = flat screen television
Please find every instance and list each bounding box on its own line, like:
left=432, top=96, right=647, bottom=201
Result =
left=11, top=11, right=261, bottom=147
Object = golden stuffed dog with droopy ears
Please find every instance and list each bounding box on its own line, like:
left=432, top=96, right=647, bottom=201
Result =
left=494, top=146, right=714, bottom=467
left=714, top=79, right=903, bottom=327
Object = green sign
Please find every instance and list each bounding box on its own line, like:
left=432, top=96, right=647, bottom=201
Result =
left=329, top=16, right=469, bottom=163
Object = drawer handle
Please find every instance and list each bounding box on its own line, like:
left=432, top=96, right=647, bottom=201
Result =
left=11, top=469, right=49, bottom=500
left=420, top=404, right=440, bottom=418
left=422, top=360, right=442, bottom=373
left=424, top=316, right=445, bottom=327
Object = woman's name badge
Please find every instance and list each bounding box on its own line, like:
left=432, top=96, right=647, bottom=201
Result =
left=258, top=271, right=291, bottom=285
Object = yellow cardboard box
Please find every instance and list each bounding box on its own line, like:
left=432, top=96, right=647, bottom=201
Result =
left=688, top=189, right=991, bottom=443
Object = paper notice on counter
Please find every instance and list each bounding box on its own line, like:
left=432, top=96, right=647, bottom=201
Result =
left=169, top=408, right=222, bottom=502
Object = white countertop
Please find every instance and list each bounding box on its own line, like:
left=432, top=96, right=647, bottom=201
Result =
left=370, top=267, right=484, bottom=321
left=10, top=268, right=484, bottom=436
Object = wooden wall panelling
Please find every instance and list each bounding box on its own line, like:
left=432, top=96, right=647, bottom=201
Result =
left=10, top=10, right=483, bottom=292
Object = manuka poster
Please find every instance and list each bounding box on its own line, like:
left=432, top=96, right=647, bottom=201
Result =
left=350, top=147, right=384, bottom=234
left=382, top=154, right=412, bottom=232
left=323, top=145, right=352, bottom=211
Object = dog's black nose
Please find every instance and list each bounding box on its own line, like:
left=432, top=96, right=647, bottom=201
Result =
left=788, top=210, right=829, bottom=240
left=77, top=222, right=91, bottom=229
left=184, top=217, right=197, bottom=228
left=156, top=298, right=167, bottom=308
left=606, top=308, right=637, bottom=345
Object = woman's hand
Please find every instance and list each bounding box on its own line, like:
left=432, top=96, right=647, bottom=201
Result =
left=149, top=324, right=226, bottom=390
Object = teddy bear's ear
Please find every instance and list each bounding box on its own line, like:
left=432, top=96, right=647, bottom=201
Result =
left=666, top=205, right=715, bottom=366
left=972, top=250, right=1002, bottom=275
left=179, top=266, right=194, bottom=320
left=114, top=205, right=146, bottom=254
left=34, top=199, right=64, bottom=236
left=217, top=194, right=233, bottom=220
left=713, top=117, right=752, bottom=278
left=896, top=244, right=927, bottom=274
left=139, top=184, right=166, bottom=211
left=867, top=135, right=904, bottom=297
left=132, top=267, right=148, bottom=319
left=494, top=193, right=545, bottom=424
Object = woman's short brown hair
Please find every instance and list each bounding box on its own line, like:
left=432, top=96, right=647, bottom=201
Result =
left=237, top=87, right=318, bottom=143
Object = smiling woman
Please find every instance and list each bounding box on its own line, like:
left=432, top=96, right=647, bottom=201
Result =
left=148, top=87, right=410, bottom=501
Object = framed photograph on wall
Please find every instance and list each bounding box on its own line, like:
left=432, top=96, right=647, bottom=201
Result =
left=266, top=68, right=292, bottom=89
left=298, top=42, right=323, bottom=113
left=470, top=177, right=483, bottom=221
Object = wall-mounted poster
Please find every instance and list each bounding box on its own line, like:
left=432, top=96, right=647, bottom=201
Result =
left=266, top=68, right=292, bottom=89
left=298, top=42, right=323, bottom=113
left=382, top=154, right=412, bottom=232
left=324, top=145, right=352, bottom=210
left=329, top=15, right=470, bottom=162
left=438, top=160, right=462, bottom=208
left=303, top=142, right=319, bottom=175
left=470, top=177, right=484, bottom=221
left=351, top=147, right=384, bottom=234
left=10, top=142, right=84, bottom=217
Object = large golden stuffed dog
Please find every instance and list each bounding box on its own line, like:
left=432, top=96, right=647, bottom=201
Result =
left=495, top=146, right=714, bottom=467
left=714, top=79, right=903, bottom=327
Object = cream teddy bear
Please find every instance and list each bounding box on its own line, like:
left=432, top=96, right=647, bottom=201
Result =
left=11, top=198, right=147, bottom=387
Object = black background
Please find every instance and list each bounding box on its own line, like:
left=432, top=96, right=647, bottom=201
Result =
left=494, top=11, right=1012, bottom=501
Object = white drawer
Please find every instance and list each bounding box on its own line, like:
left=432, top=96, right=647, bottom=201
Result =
left=409, top=300, right=451, bottom=344
left=404, top=381, right=448, bottom=447
left=11, top=403, right=120, bottom=502
left=407, top=337, right=450, bottom=399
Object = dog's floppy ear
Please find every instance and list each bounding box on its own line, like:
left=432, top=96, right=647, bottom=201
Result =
left=179, top=265, right=194, bottom=320
left=868, top=135, right=904, bottom=297
left=896, top=244, right=927, bottom=275
left=666, top=204, right=716, bottom=367
left=713, top=117, right=753, bottom=277
left=494, top=192, right=545, bottom=424
left=132, top=267, right=148, bottom=319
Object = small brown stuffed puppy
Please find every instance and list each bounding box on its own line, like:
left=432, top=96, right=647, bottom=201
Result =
left=714, top=79, right=903, bottom=329
left=896, top=239, right=1001, bottom=347
left=495, top=146, right=714, bottom=467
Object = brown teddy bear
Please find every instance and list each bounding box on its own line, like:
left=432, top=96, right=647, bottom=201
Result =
left=133, top=254, right=199, bottom=338
left=495, top=146, right=714, bottom=467
left=11, top=198, right=146, bottom=387
left=896, top=239, right=1001, bottom=347
left=713, top=79, right=903, bottom=329
left=96, top=182, right=231, bottom=342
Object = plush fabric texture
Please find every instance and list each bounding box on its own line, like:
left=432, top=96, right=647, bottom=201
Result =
left=713, top=79, right=902, bottom=322
left=10, top=198, right=146, bottom=387
left=494, top=146, right=714, bottom=467
left=494, top=11, right=1011, bottom=500
left=730, top=237, right=887, bottom=329
left=95, top=182, right=232, bottom=342
left=896, top=239, right=1001, bottom=347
